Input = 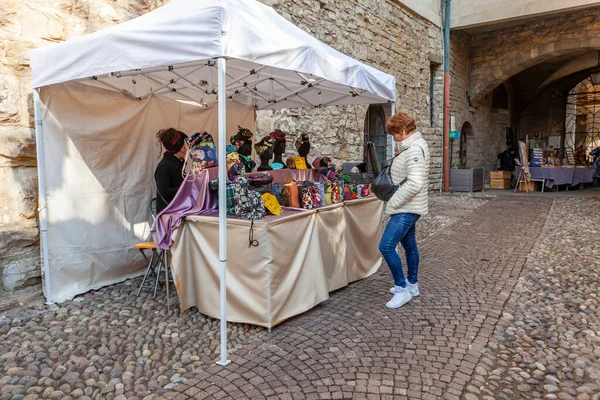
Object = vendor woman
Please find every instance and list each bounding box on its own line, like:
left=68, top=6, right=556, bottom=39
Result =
left=155, top=128, right=188, bottom=214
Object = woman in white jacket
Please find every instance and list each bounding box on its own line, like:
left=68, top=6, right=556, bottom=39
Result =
left=379, top=111, right=430, bottom=309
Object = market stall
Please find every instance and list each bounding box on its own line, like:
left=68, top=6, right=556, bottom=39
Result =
left=31, top=0, right=395, bottom=364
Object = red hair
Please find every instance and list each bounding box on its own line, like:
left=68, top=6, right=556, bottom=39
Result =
left=386, top=111, right=416, bottom=136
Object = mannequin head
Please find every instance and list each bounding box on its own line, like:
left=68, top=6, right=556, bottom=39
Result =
left=255, top=136, right=275, bottom=171
left=231, top=126, right=254, bottom=156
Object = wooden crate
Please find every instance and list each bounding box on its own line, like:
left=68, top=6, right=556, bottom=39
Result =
left=490, top=179, right=511, bottom=190
left=490, top=170, right=511, bottom=180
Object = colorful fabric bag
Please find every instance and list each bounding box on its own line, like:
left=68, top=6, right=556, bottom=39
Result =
left=261, top=193, right=282, bottom=215
left=358, top=183, right=371, bottom=197
left=209, top=179, right=236, bottom=216
left=247, top=173, right=274, bottom=195
left=271, top=183, right=284, bottom=202
left=286, top=157, right=297, bottom=169
left=190, top=132, right=218, bottom=169
left=343, top=185, right=352, bottom=201
left=301, top=183, right=321, bottom=209
left=315, top=182, right=326, bottom=207
left=281, top=182, right=300, bottom=208
left=294, top=156, right=308, bottom=170
left=324, top=181, right=332, bottom=205
left=330, top=182, right=341, bottom=204
left=233, top=177, right=265, bottom=220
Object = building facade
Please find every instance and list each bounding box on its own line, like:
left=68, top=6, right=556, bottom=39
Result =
left=3, top=0, right=600, bottom=297
left=450, top=0, right=600, bottom=176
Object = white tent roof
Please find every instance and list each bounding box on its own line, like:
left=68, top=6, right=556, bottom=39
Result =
left=30, top=0, right=396, bottom=110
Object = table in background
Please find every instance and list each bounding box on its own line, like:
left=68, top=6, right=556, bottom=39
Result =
left=522, top=167, right=595, bottom=190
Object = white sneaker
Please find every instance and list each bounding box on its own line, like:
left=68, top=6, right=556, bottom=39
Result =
left=389, top=282, right=420, bottom=297
left=406, top=282, right=419, bottom=297
left=386, top=288, right=412, bottom=309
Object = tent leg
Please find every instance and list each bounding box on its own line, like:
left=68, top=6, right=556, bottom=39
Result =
left=33, top=88, right=53, bottom=305
left=216, top=57, right=231, bottom=367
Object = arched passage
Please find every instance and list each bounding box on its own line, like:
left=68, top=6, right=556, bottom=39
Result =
left=459, top=121, right=474, bottom=167
left=470, top=37, right=600, bottom=105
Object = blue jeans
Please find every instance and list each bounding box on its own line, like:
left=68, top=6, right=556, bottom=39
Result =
left=379, top=213, right=420, bottom=288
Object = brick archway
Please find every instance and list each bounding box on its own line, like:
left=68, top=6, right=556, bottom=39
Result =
left=467, top=7, right=600, bottom=106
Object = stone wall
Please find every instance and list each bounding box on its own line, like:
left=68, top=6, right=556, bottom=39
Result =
left=519, top=95, right=567, bottom=140
left=0, top=0, right=171, bottom=294
left=258, top=0, right=444, bottom=190
left=0, top=0, right=443, bottom=293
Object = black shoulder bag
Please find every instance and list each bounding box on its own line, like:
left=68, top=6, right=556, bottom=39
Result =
left=372, top=146, right=424, bottom=202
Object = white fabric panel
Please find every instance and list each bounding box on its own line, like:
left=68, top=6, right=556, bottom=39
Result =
left=30, top=0, right=396, bottom=107
left=39, top=82, right=255, bottom=302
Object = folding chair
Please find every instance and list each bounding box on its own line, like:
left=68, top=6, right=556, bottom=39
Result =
left=135, top=198, right=173, bottom=311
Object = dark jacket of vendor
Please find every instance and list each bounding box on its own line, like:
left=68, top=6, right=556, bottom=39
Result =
left=155, top=128, right=188, bottom=214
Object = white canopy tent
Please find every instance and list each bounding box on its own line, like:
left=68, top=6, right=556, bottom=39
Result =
left=31, top=0, right=396, bottom=365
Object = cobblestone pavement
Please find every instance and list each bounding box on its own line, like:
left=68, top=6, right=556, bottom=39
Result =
left=0, top=194, right=488, bottom=400
left=157, top=196, right=555, bottom=400
left=463, top=197, right=600, bottom=400
left=0, top=277, right=264, bottom=400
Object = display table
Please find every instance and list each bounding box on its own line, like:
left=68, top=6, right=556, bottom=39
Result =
left=153, top=167, right=321, bottom=249
left=169, top=196, right=383, bottom=328
left=521, top=167, right=595, bottom=189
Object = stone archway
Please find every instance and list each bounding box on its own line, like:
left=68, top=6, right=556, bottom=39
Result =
left=471, top=37, right=600, bottom=105
left=467, top=7, right=600, bottom=105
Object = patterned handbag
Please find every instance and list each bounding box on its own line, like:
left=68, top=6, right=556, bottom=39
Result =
left=190, top=132, right=218, bottom=168
left=294, top=156, right=308, bottom=170
left=247, top=173, right=274, bottom=195
left=233, top=177, right=265, bottom=220
left=343, top=185, right=352, bottom=201
left=281, top=182, right=300, bottom=208
left=331, top=182, right=341, bottom=204
left=324, top=181, right=333, bottom=205
left=301, top=183, right=321, bottom=209
left=301, top=186, right=315, bottom=209
left=315, top=182, right=326, bottom=207
left=270, top=183, right=284, bottom=202
left=209, top=179, right=236, bottom=216
left=351, top=184, right=359, bottom=199
left=311, top=185, right=322, bottom=208
left=261, top=193, right=282, bottom=215
left=359, top=183, right=371, bottom=197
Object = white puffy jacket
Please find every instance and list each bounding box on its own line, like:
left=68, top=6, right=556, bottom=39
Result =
left=386, top=131, right=430, bottom=216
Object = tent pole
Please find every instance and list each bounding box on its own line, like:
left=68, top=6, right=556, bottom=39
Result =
left=390, top=102, right=397, bottom=157
left=216, top=57, right=231, bottom=367
left=33, top=88, right=53, bottom=305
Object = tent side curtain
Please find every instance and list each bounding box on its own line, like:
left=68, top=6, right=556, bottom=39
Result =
left=30, top=0, right=396, bottom=109
left=40, top=82, right=255, bottom=303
